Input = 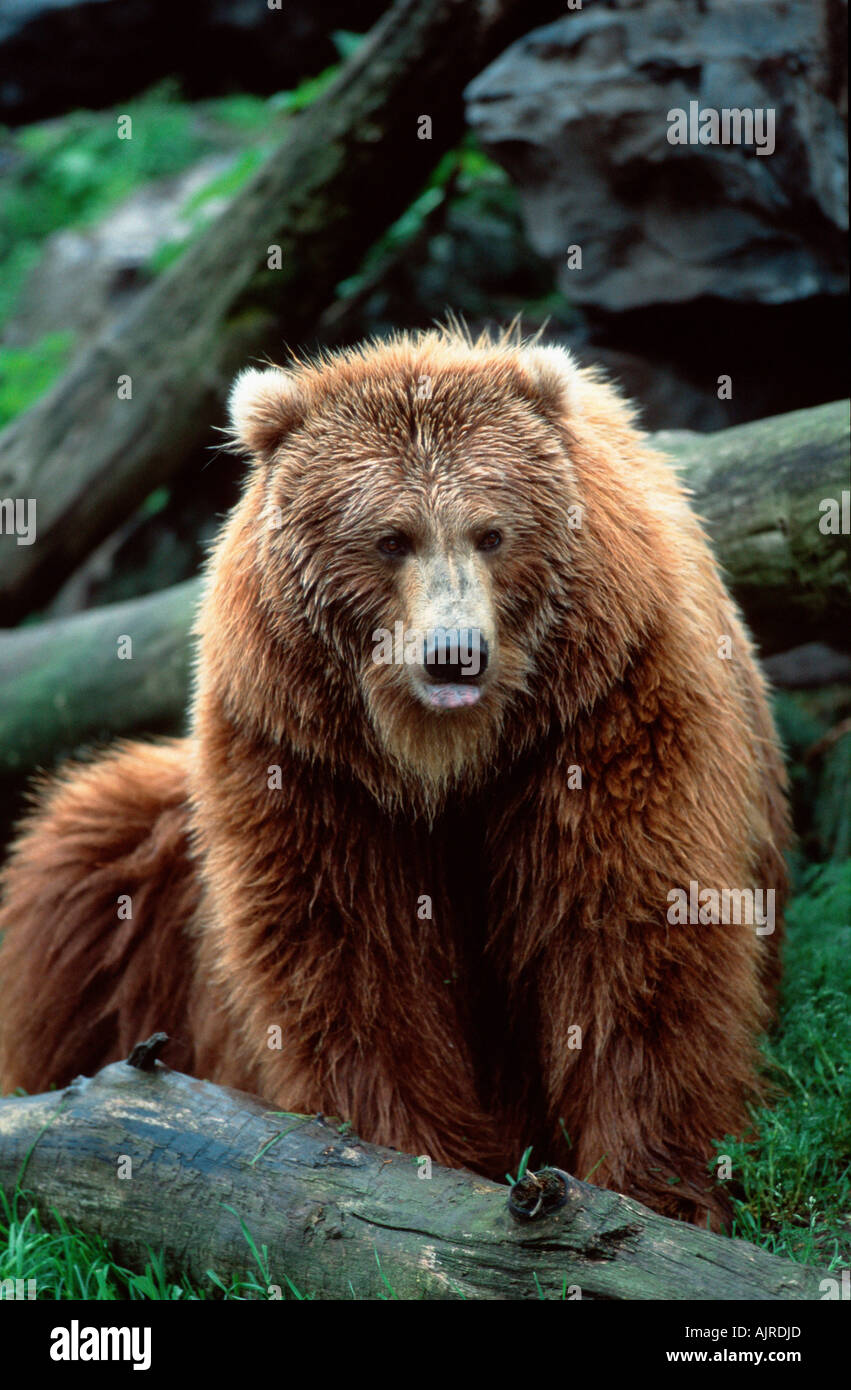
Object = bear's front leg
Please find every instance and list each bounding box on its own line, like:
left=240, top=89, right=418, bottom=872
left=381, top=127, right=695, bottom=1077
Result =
left=534, top=914, right=768, bottom=1228
left=189, top=737, right=505, bottom=1175
left=492, top=649, right=787, bottom=1229
left=193, top=896, right=506, bottom=1175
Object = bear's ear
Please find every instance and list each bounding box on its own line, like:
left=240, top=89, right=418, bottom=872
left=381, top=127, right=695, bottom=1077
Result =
left=227, top=365, right=305, bottom=460
left=517, top=343, right=581, bottom=420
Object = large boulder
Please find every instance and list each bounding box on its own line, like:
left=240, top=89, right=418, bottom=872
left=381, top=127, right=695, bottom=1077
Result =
left=466, top=0, right=848, bottom=314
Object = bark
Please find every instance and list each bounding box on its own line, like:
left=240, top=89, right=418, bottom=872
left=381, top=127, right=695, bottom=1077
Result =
left=657, top=399, right=850, bottom=657
left=0, top=0, right=541, bottom=624
left=0, top=1052, right=827, bottom=1301
left=0, top=579, right=194, bottom=781
left=0, top=400, right=846, bottom=790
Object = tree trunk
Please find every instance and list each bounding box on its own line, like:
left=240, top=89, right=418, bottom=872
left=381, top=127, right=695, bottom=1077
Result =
left=0, top=1052, right=827, bottom=1301
left=0, top=0, right=540, bottom=624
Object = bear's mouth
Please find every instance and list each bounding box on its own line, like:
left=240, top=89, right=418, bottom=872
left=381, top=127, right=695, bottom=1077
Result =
left=424, top=683, right=482, bottom=710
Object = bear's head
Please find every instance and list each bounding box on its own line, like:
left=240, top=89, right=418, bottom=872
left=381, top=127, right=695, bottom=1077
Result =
left=206, top=329, right=679, bottom=807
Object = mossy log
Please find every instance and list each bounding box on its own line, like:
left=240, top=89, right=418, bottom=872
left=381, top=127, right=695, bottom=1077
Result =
left=0, top=0, right=538, bottom=624
left=658, top=399, right=850, bottom=657
left=0, top=1050, right=828, bottom=1301
left=0, top=401, right=847, bottom=790
left=0, top=579, right=195, bottom=781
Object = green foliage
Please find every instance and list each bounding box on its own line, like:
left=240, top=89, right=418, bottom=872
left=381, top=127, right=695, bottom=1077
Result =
left=0, top=80, right=314, bottom=335
left=0, top=244, right=43, bottom=327
left=271, top=67, right=340, bottom=114
left=331, top=31, right=366, bottom=62
left=138, top=486, right=170, bottom=519
left=774, top=689, right=851, bottom=867
left=816, top=732, right=851, bottom=862
left=2, top=87, right=208, bottom=266
left=336, top=135, right=571, bottom=332
left=505, top=1145, right=535, bottom=1185
left=0, top=332, right=74, bottom=427
left=204, top=94, right=277, bottom=132
left=146, top=147, right=269, bottom=274
left=337, top=140, right=509, bottom=300
left=0, top=51, right=368, bottom=371
left=720, top=859, right=851, bottom=1263
left=0, top=1190, right=201, bottom=1299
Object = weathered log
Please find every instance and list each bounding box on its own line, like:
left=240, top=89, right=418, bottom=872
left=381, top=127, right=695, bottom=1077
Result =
left=0, top=0, right=544, bottom=625
left=0, top=401, right=846, bottom=790
left=657, top=399, right=850, bottom=657
left=0, top=1055, right=827, bottom=1300
left=0, top=579, right=194, bottom=781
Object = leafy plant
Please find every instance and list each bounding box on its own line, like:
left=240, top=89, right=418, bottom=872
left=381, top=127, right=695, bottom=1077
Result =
left=0, top=332, right=74, bottom=426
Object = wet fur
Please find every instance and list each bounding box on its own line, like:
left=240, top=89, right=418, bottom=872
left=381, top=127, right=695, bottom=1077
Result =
left=0, top=327, right=789, bottom=1224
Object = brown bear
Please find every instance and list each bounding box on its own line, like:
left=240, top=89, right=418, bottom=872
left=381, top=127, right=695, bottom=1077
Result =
left=0, top=326, right=788, bottom=1226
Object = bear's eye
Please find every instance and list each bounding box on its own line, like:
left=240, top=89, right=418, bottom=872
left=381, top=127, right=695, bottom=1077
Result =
left=477, top=529, right=502, bottom=552
left=377, top=534, right=411, bottom=558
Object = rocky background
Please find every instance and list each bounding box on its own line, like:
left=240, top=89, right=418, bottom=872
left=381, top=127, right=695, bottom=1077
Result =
left=3, top=0, right=846, bottom=443
left=468, top=0, right=848, bottom=429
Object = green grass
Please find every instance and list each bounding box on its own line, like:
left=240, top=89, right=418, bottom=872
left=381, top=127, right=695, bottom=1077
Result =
left=719, top=858, right=851, bottom=1264
left=3, top=859, right=848, bottom=1297
left=0, top=1187, right=308, bottom=1300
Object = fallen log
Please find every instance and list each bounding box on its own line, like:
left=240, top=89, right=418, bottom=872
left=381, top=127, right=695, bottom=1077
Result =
left=0, top=579, right=194, bottom=782
left=0, top=0, right=546, bottom=624
left=0, top=1049, right=827, bottom=1300
left=658, top=399, right=850, bottom=658
left=0, top=401, right=847, bottom=790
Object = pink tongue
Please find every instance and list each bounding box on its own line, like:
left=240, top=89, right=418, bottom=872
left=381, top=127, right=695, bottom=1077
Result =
left=427, top=685, right=481, bottom=709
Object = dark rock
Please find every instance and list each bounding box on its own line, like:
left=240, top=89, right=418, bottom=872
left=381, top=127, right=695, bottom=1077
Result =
left=466, top=0, right=848, bottom=314
left=764, top=644, right=851, bottom=688
left=465, top=0, right=848, bottom=428
left=0, top=0, right=389, bottom=125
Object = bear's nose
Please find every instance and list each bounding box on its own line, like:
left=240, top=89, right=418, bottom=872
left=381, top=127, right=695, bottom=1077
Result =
left=423, top=628, right=488, bottom=683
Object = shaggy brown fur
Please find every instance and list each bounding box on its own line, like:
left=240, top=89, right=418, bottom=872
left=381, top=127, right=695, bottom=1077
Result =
left=0, top=327, right=788, bottom=1225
